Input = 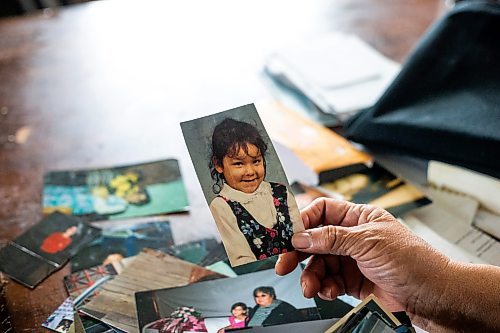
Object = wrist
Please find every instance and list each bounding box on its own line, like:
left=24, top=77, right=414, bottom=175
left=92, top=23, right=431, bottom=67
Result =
left=405, top=251, right=454, bottom=324
left=411, top=260, right=500, bottom=332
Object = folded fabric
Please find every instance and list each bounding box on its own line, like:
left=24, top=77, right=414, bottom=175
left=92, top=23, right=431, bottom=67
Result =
left=345, top=1, right=500, bottom=178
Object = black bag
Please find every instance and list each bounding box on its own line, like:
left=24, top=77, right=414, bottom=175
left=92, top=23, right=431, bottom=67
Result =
left=344, top=0, right=500, bottom=178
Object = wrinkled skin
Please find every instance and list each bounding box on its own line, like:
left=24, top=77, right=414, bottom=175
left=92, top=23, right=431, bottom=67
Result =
left=276, top=198, right=500, bottom=333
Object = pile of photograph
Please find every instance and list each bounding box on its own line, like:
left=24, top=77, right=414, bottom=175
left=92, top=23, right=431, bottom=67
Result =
left=0, top=104, right=420, bottom=333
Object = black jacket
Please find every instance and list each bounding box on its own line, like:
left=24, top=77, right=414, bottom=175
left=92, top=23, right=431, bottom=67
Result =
left=248, top=300, right=301, bottom=326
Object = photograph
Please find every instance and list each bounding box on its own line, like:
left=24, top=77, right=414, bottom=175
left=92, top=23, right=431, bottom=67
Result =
left=292, top=163, right=431, bottom=217
left=42, top=297, right=74, bottom=333
left=163, top=238, right=220, bottom=265
left=236, top=318, right=338, bottom=333
left=43, top=159, right=189, bottom=222
left=70, top=220, right=175, bottom=272
left=79, top=249, right=222, bottom=333
left=136, top=267, right=319, bottom=333
left=64, top=264, right=120, bottom=301
left=181, top=104, right=304, bottom=267
left=64, top=260, right=131, bottom=333
left=0, top=212, right=99, bottom=288
left=13, top=212, right=100, bottom=266
left=325, top=295, right=401, bottom=333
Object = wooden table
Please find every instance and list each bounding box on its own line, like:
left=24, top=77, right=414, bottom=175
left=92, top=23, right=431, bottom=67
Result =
left=0, top=0, right=443, bottom=330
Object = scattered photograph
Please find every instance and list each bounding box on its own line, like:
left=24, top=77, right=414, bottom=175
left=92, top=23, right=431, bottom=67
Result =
left=42, top=297, right=74, bottom=333
left=64, top=260, right=131, bottom=333
left=70, top=221, right=175, bottom=272
left=237, top=318, right=338, bottom=333
left=64, top=258, right=132, bottom=333
left=292, top=163, right=431, bottom=217
left=290, top=182, right=342, bottom=210
left=325, top=294, right=401, bottom=333
left=79, top=249, right=223, bottom=333
left=0, top=212, right=99, bottom=288
left=43, top=159, right=189, bottom=222
left=163, top=238, right=220, bottom=265
left=64, top=264, right=119, bottom=301
left=135, top=267, right=319, bottom=333
left=181, top=104, right=304, bottom=267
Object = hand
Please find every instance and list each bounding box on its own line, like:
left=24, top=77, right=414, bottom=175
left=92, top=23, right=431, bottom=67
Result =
left=276, top=198, right=450, bottom=315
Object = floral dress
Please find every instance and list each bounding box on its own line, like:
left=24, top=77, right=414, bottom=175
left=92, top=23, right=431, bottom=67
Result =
left=219, top=182, right=294, bottom=260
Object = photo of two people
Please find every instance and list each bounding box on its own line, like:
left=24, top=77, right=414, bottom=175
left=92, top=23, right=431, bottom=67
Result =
left=181, top=104, right=304, bottom=267
left=135, top=268, right=319, bottom=333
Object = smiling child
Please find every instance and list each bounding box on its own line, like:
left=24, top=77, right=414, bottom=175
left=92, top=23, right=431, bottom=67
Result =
left=208, top=118, right=303, bottom=266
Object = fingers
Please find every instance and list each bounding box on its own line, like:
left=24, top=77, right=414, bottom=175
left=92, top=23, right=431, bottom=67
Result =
left=301, top=198, right=395, bottom=229
left=301, top=254, right=345, bottom=300
left=318, top=275, right=345, bottom=301
left=338, top=256, right=364, bottom=297
left=275, top=251, right=310, bottom=276
left=292, top=225, right=359, bottom=257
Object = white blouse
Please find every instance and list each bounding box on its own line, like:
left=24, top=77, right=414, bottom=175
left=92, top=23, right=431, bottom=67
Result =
left=209, top=181, right=303, bottom=266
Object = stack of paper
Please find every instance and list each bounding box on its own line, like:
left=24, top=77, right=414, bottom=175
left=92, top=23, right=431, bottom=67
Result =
left=264, top=32, right=401, bottom=121
left=402, top=161, right=500, bottom=266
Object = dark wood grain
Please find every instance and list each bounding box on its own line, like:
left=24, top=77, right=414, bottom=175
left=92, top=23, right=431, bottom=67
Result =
left=0, top=0, right=442, bottom=331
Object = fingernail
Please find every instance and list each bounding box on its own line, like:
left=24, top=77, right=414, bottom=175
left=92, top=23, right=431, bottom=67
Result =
left=293, top=231, right=312, bottom=249
left=301, top=281, right=307, bottom=295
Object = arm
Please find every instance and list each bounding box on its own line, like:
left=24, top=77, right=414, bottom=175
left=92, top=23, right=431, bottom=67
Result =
left=417, top=261, right=500, bottom=332
left=276, top=198, right=500, bottom=332
left=209, top=197, right=256, bottom=266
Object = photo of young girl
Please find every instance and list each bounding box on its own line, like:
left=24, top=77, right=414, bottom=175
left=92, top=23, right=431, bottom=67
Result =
left=217, top=302, right=248, bottom=332
left=181, top=104, right=304, bottom=267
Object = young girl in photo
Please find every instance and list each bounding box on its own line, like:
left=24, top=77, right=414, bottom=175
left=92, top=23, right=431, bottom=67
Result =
left=209, top=118, right=303, bottom=266
left=218, top=302, right=248, bottom=333
left=228, top=302, right=248, bottom=329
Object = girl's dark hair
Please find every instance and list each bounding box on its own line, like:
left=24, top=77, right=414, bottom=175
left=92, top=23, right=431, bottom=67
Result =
left=231, top=302, right=248, bottom=313
left=209, top=118, right=268, bottom=194
left=253, top=286, right=276, bottom=299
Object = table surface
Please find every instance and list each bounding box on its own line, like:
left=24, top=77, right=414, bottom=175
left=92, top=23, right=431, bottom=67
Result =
left=0, top=0, right=443, bottom=330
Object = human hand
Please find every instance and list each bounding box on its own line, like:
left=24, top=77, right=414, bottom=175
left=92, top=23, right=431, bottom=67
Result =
left=276, top=198, right=450, bottom=316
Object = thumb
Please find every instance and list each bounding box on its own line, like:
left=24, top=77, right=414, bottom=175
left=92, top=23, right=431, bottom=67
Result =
left=292, top=225, right=361, bottom=257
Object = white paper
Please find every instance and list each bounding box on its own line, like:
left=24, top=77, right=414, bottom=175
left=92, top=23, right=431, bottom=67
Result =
left=265, top=32, right=400, bottom=116
left=401, top=216, right=487, bottom=265
left=474, top=208, right=500, bottom=239
left=407, top=202, right=500, bottom=266
left=421, top=186, right=479, bottom=225
left=428, top=161, right=500, bottom=215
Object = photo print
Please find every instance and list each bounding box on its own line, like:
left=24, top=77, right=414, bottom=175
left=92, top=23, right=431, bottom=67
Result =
left=42, top=297, right=74, bottom=333
left=78, top=249, right=223, bottom=333
left=43, top=159, right=189, bottom=222
left=181, top=104, right=304, bottom=267
left=135, top=267, right=319, bottom=333
left=70, top=220, right=174, bottom=272
left=0, top=212, right=99, bottom=288
left=291, top=163, right=431, bottom=217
